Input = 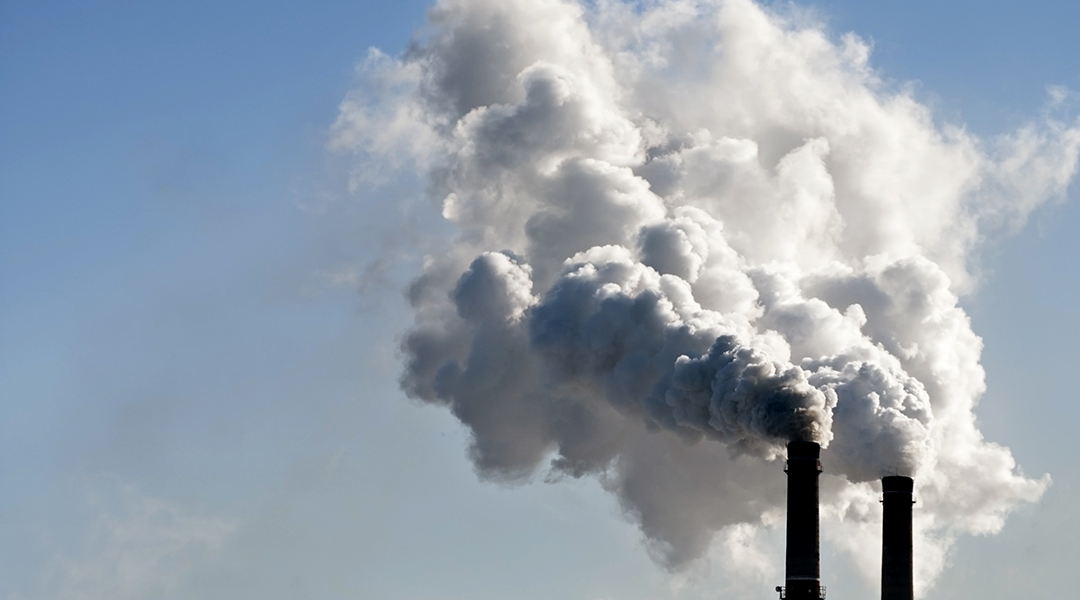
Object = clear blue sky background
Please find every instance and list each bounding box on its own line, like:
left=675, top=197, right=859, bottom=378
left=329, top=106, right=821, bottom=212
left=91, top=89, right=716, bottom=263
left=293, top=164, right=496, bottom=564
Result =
left=2, top=1, right=1078, bottom=598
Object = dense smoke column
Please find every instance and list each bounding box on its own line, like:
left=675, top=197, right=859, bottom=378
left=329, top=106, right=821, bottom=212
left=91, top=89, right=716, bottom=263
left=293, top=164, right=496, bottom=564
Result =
left=335, top=0, right=1074, bottom=586
left=782, top=441, right=824, bottom=600
left=881, top=476, right=915, bottom=600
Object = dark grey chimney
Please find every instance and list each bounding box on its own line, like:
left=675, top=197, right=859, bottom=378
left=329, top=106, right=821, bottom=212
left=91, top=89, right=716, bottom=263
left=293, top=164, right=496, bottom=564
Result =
left=881, top=476, right=914, bottom=600
left=777, top=441, right=825, bottom=600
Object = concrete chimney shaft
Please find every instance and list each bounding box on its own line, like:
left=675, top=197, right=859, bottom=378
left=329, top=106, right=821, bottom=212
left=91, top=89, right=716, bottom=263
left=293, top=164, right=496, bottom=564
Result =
left=881, top=476, right=914, bottom=600
left=780, top=441, right=825, bottom=600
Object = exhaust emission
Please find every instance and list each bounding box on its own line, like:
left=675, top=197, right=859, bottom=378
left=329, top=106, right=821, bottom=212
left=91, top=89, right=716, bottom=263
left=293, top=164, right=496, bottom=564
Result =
left=777, top=441, right=825, bottom=600
left=881, top=476, right=915, bottom=600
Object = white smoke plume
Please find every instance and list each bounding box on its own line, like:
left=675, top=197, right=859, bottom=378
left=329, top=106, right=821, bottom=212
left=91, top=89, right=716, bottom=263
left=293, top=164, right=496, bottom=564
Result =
left=333, top=0, right=1078, bottom=590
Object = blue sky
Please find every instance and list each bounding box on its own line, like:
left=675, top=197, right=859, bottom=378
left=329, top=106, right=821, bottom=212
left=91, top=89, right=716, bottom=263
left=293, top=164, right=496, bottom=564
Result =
left=2, top=1, right=1078, bottom=599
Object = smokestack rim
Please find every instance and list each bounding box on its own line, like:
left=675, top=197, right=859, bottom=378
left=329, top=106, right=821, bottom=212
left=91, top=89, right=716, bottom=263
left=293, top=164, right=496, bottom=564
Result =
left=882, top=475, right=914, bottom=493
left=787, top=440, right=820, bottom=459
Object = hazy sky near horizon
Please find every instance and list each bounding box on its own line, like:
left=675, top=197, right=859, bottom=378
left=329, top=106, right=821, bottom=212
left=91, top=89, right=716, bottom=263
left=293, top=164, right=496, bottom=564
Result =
left=2, top=1, right=1079, bottom=599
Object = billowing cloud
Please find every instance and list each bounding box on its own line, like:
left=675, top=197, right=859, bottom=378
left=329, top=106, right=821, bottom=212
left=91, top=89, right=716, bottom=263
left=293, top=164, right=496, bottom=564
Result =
left=333, top=0, right=1075, bottom=589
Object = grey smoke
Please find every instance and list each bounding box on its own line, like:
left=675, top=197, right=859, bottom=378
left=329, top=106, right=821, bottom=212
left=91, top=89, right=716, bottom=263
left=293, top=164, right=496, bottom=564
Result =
left=335, top=0, right=1077, bottom=588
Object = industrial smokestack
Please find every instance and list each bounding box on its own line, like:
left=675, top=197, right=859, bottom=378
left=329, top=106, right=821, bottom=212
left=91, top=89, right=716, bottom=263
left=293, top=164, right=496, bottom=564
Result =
left=881, top=476, right=915, bottom=600
left=777, top=441, right=825, bottom=600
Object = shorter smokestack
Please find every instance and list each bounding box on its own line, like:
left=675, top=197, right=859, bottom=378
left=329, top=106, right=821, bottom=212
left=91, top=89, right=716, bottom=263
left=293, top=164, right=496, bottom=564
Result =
left=778, top=441, right=825, bottom=600
left=881, top=476, right=914, bottom=600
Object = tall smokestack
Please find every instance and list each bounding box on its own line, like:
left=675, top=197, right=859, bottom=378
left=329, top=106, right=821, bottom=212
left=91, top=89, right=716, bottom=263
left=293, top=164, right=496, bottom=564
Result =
left=778, top=441, right=825, bottom=600
left=881, top=476, right=914, bottom=600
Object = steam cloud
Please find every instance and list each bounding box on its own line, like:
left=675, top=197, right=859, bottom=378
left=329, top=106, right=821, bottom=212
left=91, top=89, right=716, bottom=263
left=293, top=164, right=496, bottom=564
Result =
left=334, top=0, right=1079, bottom=589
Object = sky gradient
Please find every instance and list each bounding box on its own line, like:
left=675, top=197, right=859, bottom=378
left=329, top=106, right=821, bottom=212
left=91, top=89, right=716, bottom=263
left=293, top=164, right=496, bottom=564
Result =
left=2, top=1, right=1079, bottom=599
